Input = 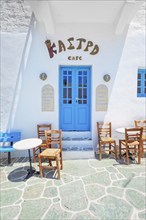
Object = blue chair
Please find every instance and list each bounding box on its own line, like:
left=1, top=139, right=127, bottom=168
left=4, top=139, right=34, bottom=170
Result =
left=0, top=132, right=21, bottom=164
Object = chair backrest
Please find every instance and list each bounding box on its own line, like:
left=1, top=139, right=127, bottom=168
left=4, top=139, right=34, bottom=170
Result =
left=37, top=124, right=52, bottom=141
left=125, top=127, right=143, bottom=143
left=97, top=122, right=112, bottom=141
left=134, top=120, right=146, bottom=133
left=0, top=132, right=21, bottom=143
left=45, top=130, right=62, bottom=149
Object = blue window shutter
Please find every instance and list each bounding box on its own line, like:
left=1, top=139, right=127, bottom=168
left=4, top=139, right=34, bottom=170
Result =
left=137, top=68, right=146, bottom=97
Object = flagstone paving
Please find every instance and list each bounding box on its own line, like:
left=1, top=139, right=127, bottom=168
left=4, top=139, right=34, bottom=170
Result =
left=0, top=156, right=146, bottom=220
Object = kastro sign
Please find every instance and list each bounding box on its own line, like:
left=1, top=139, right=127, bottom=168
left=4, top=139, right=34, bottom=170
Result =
left=45, top=37, right=99, bottom=59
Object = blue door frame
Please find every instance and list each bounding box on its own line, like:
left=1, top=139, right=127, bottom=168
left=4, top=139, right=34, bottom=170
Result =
left=59, top=66, right=91, bottom=131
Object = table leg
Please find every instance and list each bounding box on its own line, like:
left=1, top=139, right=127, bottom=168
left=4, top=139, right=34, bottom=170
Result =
left=25, top=149, right=35, bottom=179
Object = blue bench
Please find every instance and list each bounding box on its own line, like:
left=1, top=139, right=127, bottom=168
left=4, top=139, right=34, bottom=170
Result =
left=0, top=132, right=21, bottom=164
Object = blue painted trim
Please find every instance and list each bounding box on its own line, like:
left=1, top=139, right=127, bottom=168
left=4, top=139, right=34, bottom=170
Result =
left=137, top=68, right=146, bottom=97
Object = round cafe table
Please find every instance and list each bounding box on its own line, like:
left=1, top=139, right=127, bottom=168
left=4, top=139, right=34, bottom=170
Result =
left=13, top=138, right=42, bottom=179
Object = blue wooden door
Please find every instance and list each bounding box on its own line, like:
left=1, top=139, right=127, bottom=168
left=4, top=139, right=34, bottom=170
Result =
left=59, top=66, right=91, bottom=131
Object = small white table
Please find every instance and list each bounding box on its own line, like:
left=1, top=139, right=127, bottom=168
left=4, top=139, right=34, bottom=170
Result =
left=13, top=138, right=42, bottom=179
left=115, top=127, right=133, bottom=134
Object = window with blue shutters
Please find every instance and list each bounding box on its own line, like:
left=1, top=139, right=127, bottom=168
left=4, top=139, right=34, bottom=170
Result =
left=137, top=68, right=146, bottom=97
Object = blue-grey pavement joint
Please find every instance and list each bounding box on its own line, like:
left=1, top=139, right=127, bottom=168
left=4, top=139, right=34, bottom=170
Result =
left=0, top=156, right=146, bottom=220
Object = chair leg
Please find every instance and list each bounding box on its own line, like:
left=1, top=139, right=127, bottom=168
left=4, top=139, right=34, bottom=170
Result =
left=48, top=159, right=52, bottom=167
left=141, top=141, right=144, bottom=158
left=138, top=145, right=141, bottom=164
left=126, top=147, right=129, bottom=165
left=134, top=146, right=136, bottom=157
left=114, top=141, right=117, bottom=159
left=39, top=147, right=42, bottom=153
left=38, top=155, right=43, bottom=177
left=60, top=151, right=63, bottom=170
left=119, top=140, right=122, bottom=159
left=56, top=156, right=60, bottom=179
left=33, top=148, right=38, bottom=163
left=109, top=144, right=111, bottom=155
left=99, top=144, right=102, bottom=160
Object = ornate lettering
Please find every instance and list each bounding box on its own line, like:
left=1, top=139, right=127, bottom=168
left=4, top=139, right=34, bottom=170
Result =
left=67, top=37, right=75, bottom=50
left=84, top=41, right=93, bottom=51
left=90, top=44, right=99, bottom=55
left=68, top=56, right=82, bottom=60
left=45, top=38, right=99, bottom=58
left=76, top=38, right=86, bottom=49
left=45, top=40, right=57, bottom=58
left=58, top=40, right=66, bottom=53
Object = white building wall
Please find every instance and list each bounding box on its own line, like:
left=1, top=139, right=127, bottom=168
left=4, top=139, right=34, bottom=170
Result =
left=1, top=6, right=145, bottom=157
left=9, top=25, right=126, bottom=136
left=0, top=33, right=27, bottom=131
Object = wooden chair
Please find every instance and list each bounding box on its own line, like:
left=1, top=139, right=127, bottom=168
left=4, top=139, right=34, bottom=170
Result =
left=38, top=130, right=62, bottom=179
left=97, top=122, right=117, bottom=160
left=33, top=124, right=51, bottom=163
left=119, top=127, right=143, bottom=165
left=134, top=120, right=146, bottom=157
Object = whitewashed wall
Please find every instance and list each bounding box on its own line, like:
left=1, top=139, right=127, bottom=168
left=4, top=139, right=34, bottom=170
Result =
left=0, top=33, right=27, bottom=131
left=1, top=7, right=145, bottom=157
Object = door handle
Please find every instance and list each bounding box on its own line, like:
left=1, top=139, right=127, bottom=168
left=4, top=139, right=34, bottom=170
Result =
left=76, top=98, right=79, bottom=102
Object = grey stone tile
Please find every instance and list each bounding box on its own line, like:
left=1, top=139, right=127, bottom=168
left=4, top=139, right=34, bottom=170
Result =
left=19, top=198, right=51, bottom=219
left=23, top=183, right=45, bottom=199
left=83, top=171, right=111, bottom=186
left=43, top=186, right=58, bottom=198
left=1, top=188, right=22, bottom=206
left=0, top=206, right=20, bottom=220
left=0, top=181, right=25, bottom=189
left=89, top=196, right=133, bottom=220
left=125, top=176, right=146, bottom=193
left=59, top=180, right=88, bottom=211
left=107, top=187, right=124, bottom=197
left=43, top=203, right=72, bottom=219
left=61, top=173, right=74, bottom=183
left=85, top=184, right=105, bottom=200
left=89, top=159, right=118, bottom=168
left=0, top=171, right=7, bottom=182
left=62, top=160, right=95, bottom=176
left=125, top=189, right=146, bottom=210
left=71, top=211, right=97, bottom=220
left=138, top=210, right=146, bottom=220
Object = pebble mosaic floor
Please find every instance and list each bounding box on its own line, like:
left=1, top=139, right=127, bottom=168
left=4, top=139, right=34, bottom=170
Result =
left=0, top=155, right=146, bottom=220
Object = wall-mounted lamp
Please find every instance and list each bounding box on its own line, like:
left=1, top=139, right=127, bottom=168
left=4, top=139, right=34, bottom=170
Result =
left=40, top=73, right=47, bottom=81
left=103, top=74, right=111, bottom=82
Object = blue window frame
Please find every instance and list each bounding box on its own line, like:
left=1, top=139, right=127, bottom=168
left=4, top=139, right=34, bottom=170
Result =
left=137, top=68, right=146, bottom=97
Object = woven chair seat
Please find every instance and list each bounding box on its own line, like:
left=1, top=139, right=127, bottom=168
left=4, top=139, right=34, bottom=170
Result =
left=101, top=137, right=114, bottom=142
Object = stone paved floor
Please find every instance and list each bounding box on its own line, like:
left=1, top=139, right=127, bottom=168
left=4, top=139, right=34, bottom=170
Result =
left=0, top=155, right=146, bottom=220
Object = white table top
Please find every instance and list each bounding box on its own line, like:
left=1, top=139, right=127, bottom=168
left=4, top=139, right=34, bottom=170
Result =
left=13, top=138, right=42, bottom=150
left=115, top=127, right=134, bottom=133
left=115, top=128, right=126, bottom=133
left=115, top=127, right=138, bottom=134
